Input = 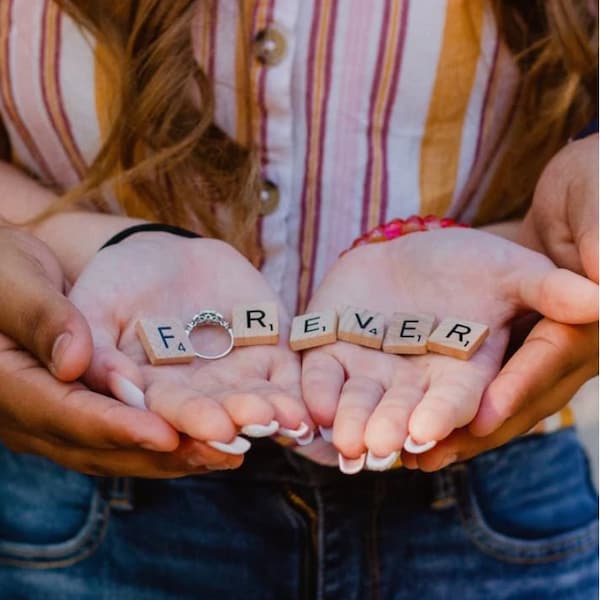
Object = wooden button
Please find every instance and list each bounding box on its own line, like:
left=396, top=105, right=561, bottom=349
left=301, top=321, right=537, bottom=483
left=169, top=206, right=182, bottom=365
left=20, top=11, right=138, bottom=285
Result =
left=258, top=180, right=280, bottom=216
left=289, top=309, right=338, bottom=351
left=135, top=318, right=196, bottom=365
left=232, top=302, right=279, bottom=346
left=253, top=27, right=287, bottom=66
left=337, top=306, right=385, bottom=350
left=427, top=317, right=489, bottom=360
left=383, top=313, right=436, bottom=355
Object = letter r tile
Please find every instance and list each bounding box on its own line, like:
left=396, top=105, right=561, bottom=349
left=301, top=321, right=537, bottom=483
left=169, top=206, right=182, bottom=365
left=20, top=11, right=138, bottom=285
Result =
left=232, top=302, right=279, bottom=346
left=337, top=306, right=385, bottom=350
left=427, top=317, right=489, bottom=360
left=135, top=318, right=196, bottom=365
left=289, top=309, right=337, bottom=351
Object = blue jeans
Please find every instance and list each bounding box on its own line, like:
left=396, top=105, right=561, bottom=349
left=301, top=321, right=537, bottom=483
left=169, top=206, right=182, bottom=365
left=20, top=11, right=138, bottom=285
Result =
left=0, top=428, right=597, bottom=599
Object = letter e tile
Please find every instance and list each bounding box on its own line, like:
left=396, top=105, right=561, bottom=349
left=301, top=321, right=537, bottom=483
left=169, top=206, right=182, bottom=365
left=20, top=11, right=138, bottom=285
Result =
left=383, top=313, right=435, bottom=355
left=289, top=309, right=337, bottom=351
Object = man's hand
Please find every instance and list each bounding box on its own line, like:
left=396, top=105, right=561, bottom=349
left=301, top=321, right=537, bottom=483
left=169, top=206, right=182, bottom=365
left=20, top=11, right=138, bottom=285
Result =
left=0, top=227, right=243, bottom=477
left=402, top=320, right=598, bottom=471
left=467, top=135, right=599, bottom=439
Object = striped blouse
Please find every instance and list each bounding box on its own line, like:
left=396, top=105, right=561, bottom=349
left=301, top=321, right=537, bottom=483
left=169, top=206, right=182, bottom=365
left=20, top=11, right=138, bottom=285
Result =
left=0, top=0, right=524, bottom=313
left=0, top=0, right=574, bottom=446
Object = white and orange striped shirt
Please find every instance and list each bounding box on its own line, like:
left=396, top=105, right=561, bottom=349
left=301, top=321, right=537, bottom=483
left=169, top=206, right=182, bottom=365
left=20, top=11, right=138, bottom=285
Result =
left=0, top=0, right=574, bottom=438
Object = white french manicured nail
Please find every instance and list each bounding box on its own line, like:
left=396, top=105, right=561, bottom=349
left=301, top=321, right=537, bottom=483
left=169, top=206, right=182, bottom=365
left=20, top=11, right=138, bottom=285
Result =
left=338, top=453, right=366, bottom=475
left=296, top=429, right=315, bottom=446
left=365, top=450, right=400, bottom=472
left=110, top=373, right=146, bottom=410
left=241, top=420, right=279, bottom=438
left=278, top=421, right=309, bottom=439
left=403, top=435, right=437, bottom=454
left=207, top=436, right=251, bottom=455
left=318, top=426, right=333, bottom=443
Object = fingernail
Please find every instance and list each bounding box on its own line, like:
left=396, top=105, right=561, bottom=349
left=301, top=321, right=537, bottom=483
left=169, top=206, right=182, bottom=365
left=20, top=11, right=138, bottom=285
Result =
left=438, top=454, right=457, bottom=470
left=338, top=453, right=366, bottom=475
left=403, top=435, right=436, bottom=454
left=318, top=426, right=333, bottom=442
left=365, top=450, right=400, bottom=472
left=110, top=373, right=146, bottom=410
left=296, top=429, right=314, bottom=446
left=278, top=421, right=309, bottom=439
left=50, top=332, right=72, bottom=374
left=206, top=436, right=251, bottom=455
left=241, top=420, right=279, bottom=438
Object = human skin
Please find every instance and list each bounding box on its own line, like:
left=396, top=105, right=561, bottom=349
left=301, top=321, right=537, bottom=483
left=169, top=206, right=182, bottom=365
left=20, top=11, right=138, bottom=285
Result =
left=301, top=227, right=598, bottom=463
left=68, top=233, right=312, bottom=448
left=403, top=135, right=599, bottom=470
left=0, top=226, right=244, bottom=477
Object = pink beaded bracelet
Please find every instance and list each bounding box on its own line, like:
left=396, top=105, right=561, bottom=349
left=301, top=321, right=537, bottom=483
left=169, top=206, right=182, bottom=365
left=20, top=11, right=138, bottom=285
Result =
left=343, top=214, right=470, bottom=255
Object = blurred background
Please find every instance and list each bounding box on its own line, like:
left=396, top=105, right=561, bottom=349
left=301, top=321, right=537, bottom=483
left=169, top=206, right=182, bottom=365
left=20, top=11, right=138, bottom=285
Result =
left=571, top=376, right=598, bottom=490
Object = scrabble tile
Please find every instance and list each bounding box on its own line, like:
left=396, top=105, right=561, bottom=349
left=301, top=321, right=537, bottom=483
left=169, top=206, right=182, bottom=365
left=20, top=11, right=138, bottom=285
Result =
left=289, top=309, right=338, bottom=351
left=135, top=318, right=196, bottom=365
left=382, top=312, right=435, bottom=355
left=232, top=302, right=279, bottom=346
left=426, top=317, right=489, bottom=360
left=337, top=306, right=385, bottom=350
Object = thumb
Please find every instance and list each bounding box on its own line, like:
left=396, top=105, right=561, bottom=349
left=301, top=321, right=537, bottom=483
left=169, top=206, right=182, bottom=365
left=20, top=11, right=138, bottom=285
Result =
left=511, top=250, right=599, bottom=324
left=0, top=229, right=92, bottom=380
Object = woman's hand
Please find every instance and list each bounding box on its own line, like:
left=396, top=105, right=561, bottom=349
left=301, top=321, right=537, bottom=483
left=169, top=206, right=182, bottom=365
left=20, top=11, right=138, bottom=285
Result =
left=301, top=228, right=598, bottom=469
left=69, top=234, right=312, bottom=453
left=0, top=227, right=237, bottom=478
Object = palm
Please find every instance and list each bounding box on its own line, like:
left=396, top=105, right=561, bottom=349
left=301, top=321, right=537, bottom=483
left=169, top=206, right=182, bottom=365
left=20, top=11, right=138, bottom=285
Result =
left=302, top=228, right=597, bottom=462
left=70, top=235, right=308, bottom=446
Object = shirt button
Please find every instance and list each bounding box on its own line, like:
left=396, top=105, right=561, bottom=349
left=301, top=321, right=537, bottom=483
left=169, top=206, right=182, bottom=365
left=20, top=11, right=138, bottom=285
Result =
left=253, top=27, right=287, bottom=66
left=259, top=180, right=280, bottom=216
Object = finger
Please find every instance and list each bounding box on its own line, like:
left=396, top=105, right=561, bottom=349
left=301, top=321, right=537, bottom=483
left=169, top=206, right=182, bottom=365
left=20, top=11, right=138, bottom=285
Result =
left=301, top=349, right=345, bottom=427
left=408, top=364, right=490, bottom=444
left=0, top=230, right=93, bottom=381
left=470, top=320, right=598, bottom=436
left=413, top=362, right=592, bottom=470
left=364, top=372, right=426, bottom=457
left=0, top=358, right=179, bottom=451
left=84, top=326, right=145, bottom=394
left=333, top=376, right=383, bottom=459
left=268, top=357, right=313, bottom=430
left=145, top=381, right=238, bottom=444
left=577, top=227, right=599, bottom=283
left=0, top=428, right=242, bottom=478
left=512, top=254, right=598, bottom=323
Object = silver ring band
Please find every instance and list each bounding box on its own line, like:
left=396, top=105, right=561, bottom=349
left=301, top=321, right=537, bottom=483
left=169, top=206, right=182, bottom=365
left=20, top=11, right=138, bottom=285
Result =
left=184, top=310, right=234, bottom=360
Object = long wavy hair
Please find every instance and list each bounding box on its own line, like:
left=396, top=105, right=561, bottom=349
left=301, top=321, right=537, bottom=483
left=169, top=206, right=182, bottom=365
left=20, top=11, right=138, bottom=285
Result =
left=52, top=0, right=597, bottom=248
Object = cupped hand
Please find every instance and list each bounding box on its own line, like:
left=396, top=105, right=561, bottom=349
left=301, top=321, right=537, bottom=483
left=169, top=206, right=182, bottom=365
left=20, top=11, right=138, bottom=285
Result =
left=402, top=319, right=598, bottom=471
left=301, top=228, right=598, bottom=468
left=0, top=226, right=231, bottom=477
left=69, top=234, right=311, bottom=453
left=457, top=136, right=599, bottom=445
left=519, top=134, right=599, bottom=282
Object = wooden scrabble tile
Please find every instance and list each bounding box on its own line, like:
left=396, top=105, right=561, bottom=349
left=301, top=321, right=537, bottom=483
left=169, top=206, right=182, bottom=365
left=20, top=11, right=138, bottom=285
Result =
left=289, top=309, right=338, bottom=351
left=232, top=302, right=279, bottom=346
left=382, top=312, right=435, bottom=355
left=426, top=317, right=489, bottom=360
left=337, top=306, right=385, bottom=350
left=135, top=318, right=196, bottom=365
